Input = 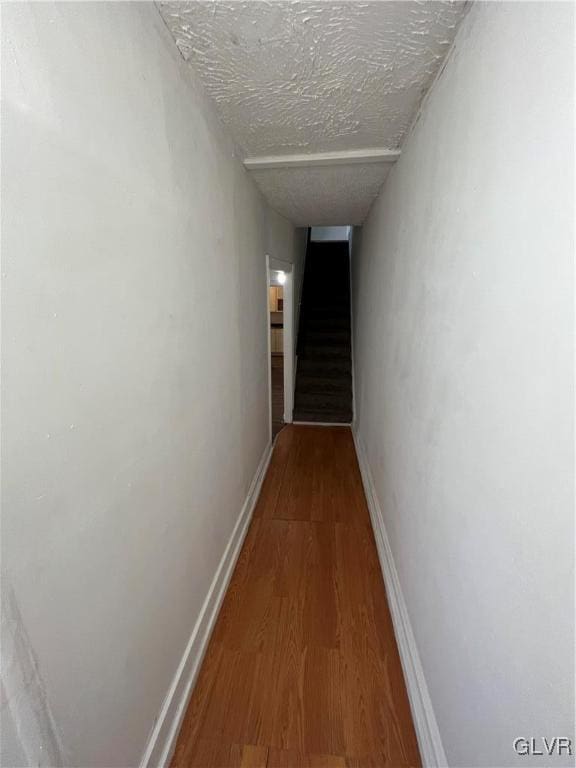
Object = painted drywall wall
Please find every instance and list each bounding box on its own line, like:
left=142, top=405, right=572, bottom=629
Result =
left=266, top=215, right=307, bottom=359
left=292, top=228, right=308, bottom=348
left=1, top=3, right=295, bottom=765
left=266, top=214, right=307, bottom=338
left=352, top=4, right=574, bottom=767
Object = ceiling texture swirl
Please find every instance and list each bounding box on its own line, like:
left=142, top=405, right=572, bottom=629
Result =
left=157, top=1, right=468, bottom=224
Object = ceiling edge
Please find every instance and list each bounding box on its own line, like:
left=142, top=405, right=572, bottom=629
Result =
left=244, top=148, right=401, bottom=170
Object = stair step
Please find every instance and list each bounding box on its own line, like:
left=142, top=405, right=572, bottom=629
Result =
left=306, top=305, right=350, bottom=315
left=297, top=357, right=352, bottom=376
left=304, top=323, right=350, bottom=333
left=292, top=408, right=353, bottom=424
left=303, top=313, right=350, bottom=331
left=306, top=303, right=349, bottom=311
left=303, top=330, right=351, bottom=344
left=295, top=391, right=352, bottom=411
left=300, top=343, right=350, bottom=359
left=295, top=373, right=352, bottom=393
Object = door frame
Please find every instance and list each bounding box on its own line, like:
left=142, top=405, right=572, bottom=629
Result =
left=266, top=255, right=294, bottom=440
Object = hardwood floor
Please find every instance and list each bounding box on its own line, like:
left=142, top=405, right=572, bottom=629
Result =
left=171, top=426, right=420, bottom=768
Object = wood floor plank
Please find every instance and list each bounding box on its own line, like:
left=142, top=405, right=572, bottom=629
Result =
left=194, top=649, right=273, bottom=747
left=273, top=521, right=311, bottom=599
left=170, top=425, right=421, bottom=768
left=267, top=747, right=306, bottom=768
left=210, top=518, right=263, bottom=648
left=268, top=748, right=346, bottom=768
left=273, top=427, right=314, bottom=521
left=303, top=522, right=339, bottom=649
left=302, top=646, right=345, bottom=756
left=172, top=738, right=240, bottom=768
left=170, top=644, right=224, bottom=765
left=240, top=744, right=268, bottom=767
left=254, top=427, right=296, bottom=519
left=220, top=521, right=286, bottom=653
left=267, top=600, right=305, bottom=751
left=309, top=755, right=347, bottom=768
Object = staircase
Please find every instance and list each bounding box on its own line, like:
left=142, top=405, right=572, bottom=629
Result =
left=293, top=239, right=353, bottom=423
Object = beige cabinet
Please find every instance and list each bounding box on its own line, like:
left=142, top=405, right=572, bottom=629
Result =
left=268, top=286, right=283, bottom=312
left=269, top=286, right=284, bottom=354
left=270, top=328, right=283, bottom=354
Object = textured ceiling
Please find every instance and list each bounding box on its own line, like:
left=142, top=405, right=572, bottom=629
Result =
left=157, top=1, right=467, bottom=224
left=251, top=163, right=392, bottom=226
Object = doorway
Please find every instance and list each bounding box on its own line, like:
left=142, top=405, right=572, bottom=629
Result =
left=269, top=278, right=284, bottom=438
left=266, top=257, right=294, bottom=441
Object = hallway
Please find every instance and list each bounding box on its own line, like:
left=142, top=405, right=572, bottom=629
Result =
left=171, top=426, right=420, bottom=768
left=2, top=3, right=573, bottom=766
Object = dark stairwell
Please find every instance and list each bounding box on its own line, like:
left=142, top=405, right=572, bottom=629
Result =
left=293, top=237, right=353, bottom=423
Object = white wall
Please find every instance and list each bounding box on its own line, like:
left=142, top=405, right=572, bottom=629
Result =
left=1, top=3, right=295, bottom=766
left=266, top=215, right=307, bottom=346
left=291, top=227, right=308, bottom=354
left=352, top=4, right=574, bottom=767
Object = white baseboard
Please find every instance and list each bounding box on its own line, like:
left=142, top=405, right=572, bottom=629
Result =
left=352, top=429, right=448, bottom=768
left=140, top=441, right=274, bottom=768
